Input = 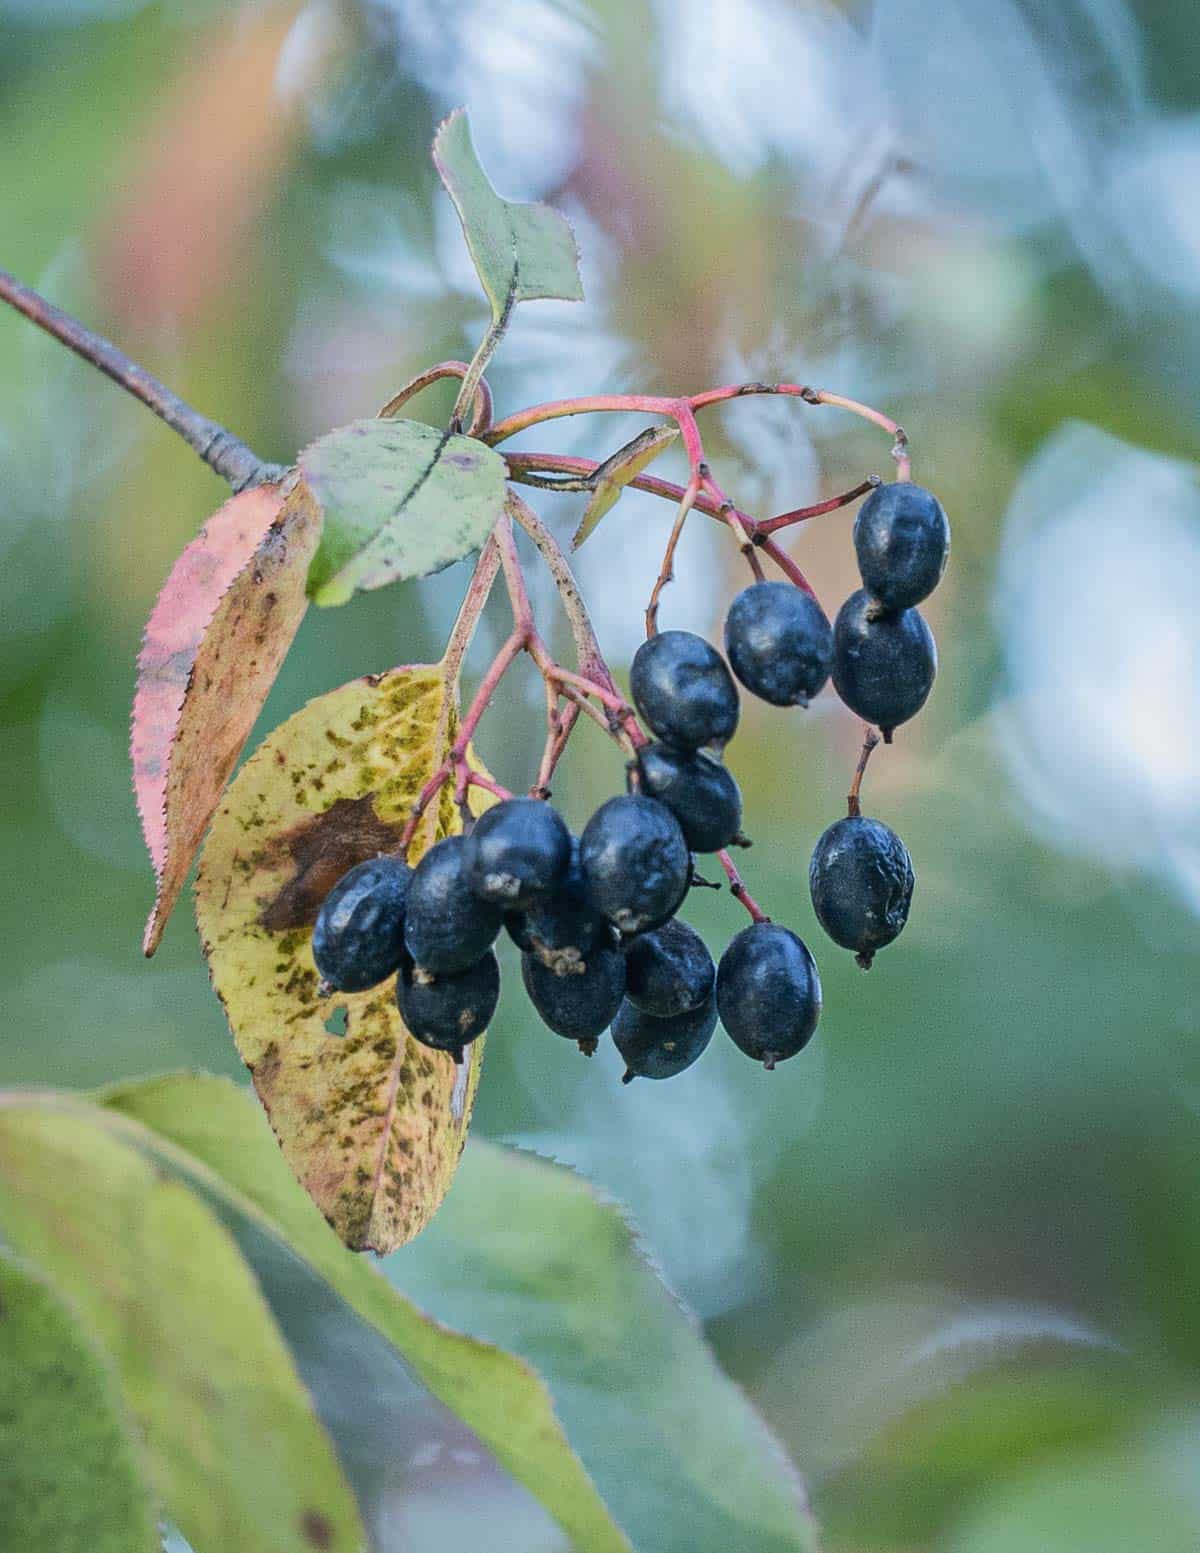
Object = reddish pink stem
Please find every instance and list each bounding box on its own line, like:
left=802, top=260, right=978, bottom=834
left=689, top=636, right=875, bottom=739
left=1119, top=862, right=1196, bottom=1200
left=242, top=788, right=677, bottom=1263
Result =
left=758, top=476, right=880, bottom=534
left=717, top=850, right=769, bottom=923
left=504, top=452, right=818, bottom=597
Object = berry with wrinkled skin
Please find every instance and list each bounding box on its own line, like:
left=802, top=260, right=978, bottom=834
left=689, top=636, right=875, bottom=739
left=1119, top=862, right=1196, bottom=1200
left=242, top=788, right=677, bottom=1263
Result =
left=716, top=923, right=821, bottom=1068
left=396, top=949, right=499, bottom=1063
left=853, top=481, right=949, bottom=612
left=635, top=743, right=742, bottom=853
left=465, top=796, right=571, bottom=910
left=623, top=917, right=715, bottom=1018
left=520, top=838, right=611, bottom=974
left=403, top=835, right=503, bottom=976
left=831, top=588, right=937, bottom=738
left=809, top=814, right=914, bottom=968
left=630, top=630, right=740, bottom=752
left=521, top=941, right=626, bottom=1044
left=613, top=993, right=717, bottom=1082
left=724, top=581, right=833, bottom=707
left=312, top=857, right=412, bottom=993
left=579, top=794, right=690, bottom=936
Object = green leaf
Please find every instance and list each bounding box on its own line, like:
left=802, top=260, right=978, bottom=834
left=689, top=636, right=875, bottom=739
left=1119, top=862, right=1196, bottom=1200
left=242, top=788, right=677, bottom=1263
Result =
left=944, top=1432, right=1200, bottom=1553
left=573, top=425, right=679, bottom=548
left=301, top=418, right=507, bottom=607
left=99, top=1073, right=633, bottom=1553
left=0, top=1252, right=159, bottom=1553
left=433, top=107, right=583, bottom=321
left=194, top=665, right=495, bottom=1253
left=390, top=1140, right=820, bottom=1553
left=0, top=1102, right=366, bottom=1553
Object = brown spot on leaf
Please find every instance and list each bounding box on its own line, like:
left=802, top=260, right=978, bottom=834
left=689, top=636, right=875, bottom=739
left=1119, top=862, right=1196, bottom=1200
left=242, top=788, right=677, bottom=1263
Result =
left=300, top=1508, right=333, bottom=1549
left=258, top=795, right=405, bottom=932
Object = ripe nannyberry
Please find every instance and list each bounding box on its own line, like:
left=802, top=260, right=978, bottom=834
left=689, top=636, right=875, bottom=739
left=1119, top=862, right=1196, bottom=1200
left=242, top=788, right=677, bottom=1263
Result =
left=579, top=794, right=690, bottom=936
left=466, top=795, right=571, bottom=909
left=520, top=837, right=611, bottom=974
left=630, top=629, right=740, bottom=752
left=853, top=481, right=949, bottom=611
left=397, top=949, right=500, bottom=1063
left=716, top=923, right=821, bottom=1068
left=403, top=835, right=503, bottom=976
left=623, top=917, right=715, bottom=1018
left=809, top=814, right=914, bottom=968
left=312, top=856, right=412, bottom=993
left=521, top=940, right=626, bottom=1046
left=613, top=994, right=717, bottom=1082
left=832, top=588, right=936, bottom=739
left=724, top=581, right=833, bottom=707
left=635, top=743, right=742, bottom=854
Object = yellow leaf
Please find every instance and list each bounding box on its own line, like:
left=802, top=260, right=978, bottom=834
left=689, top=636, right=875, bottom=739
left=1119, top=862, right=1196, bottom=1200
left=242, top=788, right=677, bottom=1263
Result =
left=572, top=425, right=679, bottom=549
left=195, top=665, right=493, bottom=1252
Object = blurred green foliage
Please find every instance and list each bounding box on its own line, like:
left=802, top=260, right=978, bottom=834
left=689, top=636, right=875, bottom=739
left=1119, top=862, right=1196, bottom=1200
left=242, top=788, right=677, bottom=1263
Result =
left=2, top=2, right=1199, bottom=1549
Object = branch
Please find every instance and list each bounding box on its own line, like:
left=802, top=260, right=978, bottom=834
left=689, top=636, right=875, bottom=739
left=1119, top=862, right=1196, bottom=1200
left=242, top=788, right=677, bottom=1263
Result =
left=0, top=267, right=285, bottom=493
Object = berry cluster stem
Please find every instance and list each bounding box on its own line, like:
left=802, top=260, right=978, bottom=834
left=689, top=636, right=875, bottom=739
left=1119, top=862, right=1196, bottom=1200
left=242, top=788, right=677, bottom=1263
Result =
left=847, top=727, right=882, bottom=818
left=717, top=850, right=770, bottom=924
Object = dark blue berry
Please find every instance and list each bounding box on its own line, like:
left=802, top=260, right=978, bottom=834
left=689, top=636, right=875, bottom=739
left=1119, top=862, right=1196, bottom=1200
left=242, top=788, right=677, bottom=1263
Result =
left=505, top=912, right=535, bottom=953
left=396, top=949, right=499, bottom=1063
left=809, top=814, right=914, bottom=968
left=521, top=837, right=611, bottom=974
left=623, top=917, right=715, bottom=1018
left=724, top=581, right=833, bottom=707
left=579, top=794, right=691, bottom=936
left=831, top=588, right=937, bottom=739
left=312, top=857, right=412, bottom=993
left=403, top=835, right=503, bottom=976
left=716, top=923, right=821, bottom=1068
left=630, top=630, right=739, bottom=752
left=635, top=743, right=742, bottom=853
left=853, top=481, right=949, bottom=611
left=613, top=993, right=717, bottom=1082
left=466, top=796, right=571, bottom=909
left=521, top=941, right=626, bottom=1046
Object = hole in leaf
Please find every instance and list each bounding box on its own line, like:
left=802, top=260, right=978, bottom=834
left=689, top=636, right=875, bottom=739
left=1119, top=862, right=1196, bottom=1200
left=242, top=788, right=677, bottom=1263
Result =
left=324, top=1005, right=349, bottom=1037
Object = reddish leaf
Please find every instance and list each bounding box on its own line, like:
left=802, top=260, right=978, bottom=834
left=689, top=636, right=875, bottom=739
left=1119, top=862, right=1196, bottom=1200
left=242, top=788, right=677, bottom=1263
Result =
left=133, top=479, right=321, bottom=955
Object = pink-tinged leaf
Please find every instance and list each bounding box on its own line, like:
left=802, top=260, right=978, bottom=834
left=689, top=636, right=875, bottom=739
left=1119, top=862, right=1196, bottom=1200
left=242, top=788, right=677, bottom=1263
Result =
left=133, top=479, right=322, bottom=956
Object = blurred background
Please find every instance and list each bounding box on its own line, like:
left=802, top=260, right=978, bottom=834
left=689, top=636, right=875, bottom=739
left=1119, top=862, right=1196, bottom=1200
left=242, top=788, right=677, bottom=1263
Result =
left=3, top=0, right=1200, bottom=1549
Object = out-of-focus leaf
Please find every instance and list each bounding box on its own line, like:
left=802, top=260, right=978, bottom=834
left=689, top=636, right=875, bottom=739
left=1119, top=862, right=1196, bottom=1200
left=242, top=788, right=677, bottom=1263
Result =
left=433, top=107, right=583, bottom=322
left=194, top=664, right=493, bottom=1252
left=134, top=477, right=320, bottom=955
left=572, top=425, right=679, bottom=548
left=943, top=1431, right=1200, bottom=1553
left=301, top=418, right=506, bottom=606
left=0, top=1252, right=159, bottom=1553
left=97, top=6, right=311, bottom=330
left=390, top=1140, right=819, bottom=1553
left=819, top=1351, right=1148, bottom=1550
left=100, top=1072, right=634, bottom=1553
left=0, top=1103, right=366, bottom=1553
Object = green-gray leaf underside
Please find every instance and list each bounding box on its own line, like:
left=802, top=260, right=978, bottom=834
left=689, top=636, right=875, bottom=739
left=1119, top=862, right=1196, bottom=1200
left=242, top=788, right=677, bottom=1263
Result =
left=302, top=417, right=508, bottom=606
left=391, top=1140, right=820, bottom=1553
left=0, top=1253, right=159, bottom=1553
left=433, top=107, right=583, bottom=320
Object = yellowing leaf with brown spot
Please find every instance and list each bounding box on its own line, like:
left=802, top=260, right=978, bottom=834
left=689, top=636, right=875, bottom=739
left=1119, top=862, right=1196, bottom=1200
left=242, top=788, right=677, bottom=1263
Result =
left=195, top=665, right=493, bottom=1252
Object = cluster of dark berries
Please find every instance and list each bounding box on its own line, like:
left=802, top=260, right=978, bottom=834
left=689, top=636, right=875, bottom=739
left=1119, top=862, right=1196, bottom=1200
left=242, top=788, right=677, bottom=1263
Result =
left=312, top=480, right=948, bottom=1074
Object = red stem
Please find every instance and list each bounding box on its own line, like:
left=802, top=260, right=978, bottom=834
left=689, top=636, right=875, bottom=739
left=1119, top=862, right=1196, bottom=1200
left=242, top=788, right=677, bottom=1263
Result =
left=717, top=850, right=770, bottom=923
